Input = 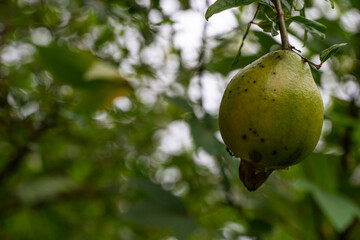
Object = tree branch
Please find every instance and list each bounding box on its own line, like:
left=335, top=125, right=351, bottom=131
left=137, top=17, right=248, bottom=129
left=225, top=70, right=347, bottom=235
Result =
left=274, top=0, right=292, bottom=50
left=0, top=146, right=29, bottom=183
left=0, top=114, right=57, bottom=183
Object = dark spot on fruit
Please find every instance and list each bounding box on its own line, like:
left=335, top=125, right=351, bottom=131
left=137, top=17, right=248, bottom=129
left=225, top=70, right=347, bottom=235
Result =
left=249, top=128, right=252, bottom=131
left=263, top=98, right=267, bottom=100
left=259, top=64, right=265, bottom=68
left=241, top=75, right=244, bottom=78
left=260, top=138, right=265, bottom=143
left=253, top=131, right=257, bottom=134
left=272, top=150, right=277, bottom=155
left=247, top=81, right=250, bottom=83
left=272, top=99, right=275, bottom=102
left=273, top=72, right=276, bottom=75
left=249, top=151, right=262, bottom=163
left=245, top=89, right=248, bottom=92
left=253, top=80, right=256, bottom=83
left=229, top=90, right=232, bottom=94
left=277, top=55, right=283, bottom=60
left=242, top=134, right=247, bottom=140
left=273, top=89, right=276, bottom=91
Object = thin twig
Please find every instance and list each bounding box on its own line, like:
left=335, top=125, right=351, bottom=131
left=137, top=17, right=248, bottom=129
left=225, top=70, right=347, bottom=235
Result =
left=196, top=0, right=210, bottom=108
left=274, top=0, right=292, bottom=50
left=231, top=4, right=261, bottom=67
left=292, top=51, right=322, bottom=70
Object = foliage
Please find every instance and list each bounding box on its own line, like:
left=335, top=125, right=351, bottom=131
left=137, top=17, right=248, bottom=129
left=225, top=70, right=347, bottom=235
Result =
left=0, top=0, right=360, bottom=239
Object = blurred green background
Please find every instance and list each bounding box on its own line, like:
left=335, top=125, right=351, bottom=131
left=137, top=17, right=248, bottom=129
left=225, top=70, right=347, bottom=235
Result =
left=1, top=0, right=360, bottom=239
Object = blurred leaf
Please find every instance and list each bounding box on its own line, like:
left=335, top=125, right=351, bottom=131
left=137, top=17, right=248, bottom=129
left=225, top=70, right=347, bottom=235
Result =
left=300, top=153, right=339, bottom=192
left=132, top=179, right=187, bottom=213
left=167, top=96, right=193, bottom=113
left=15, top=176, right=77, bottom=204
left=38, top=45, right=132, bottom=112
left=292, top=0, right=304, bottom=10
left=38, top=45, right=129, bottom=86
left=5, top=209, right=63, bottom=240
left=123, top=179, right=196, bottom=239
left=289, top=16, right=327, bottom=38
left=248, top=218, right=273, bottom=237
left=280, top=0, right=292, bottom=13
left=123, top=201, right=196, bottom=240
left=205, top=0, right=274, bottom=20
left=84, top=61, right=124, bottom=82
left=293, top=180, right=360, bottom=232
left=78, top=82, right=131, bottom=112
left=38, top=45, right=94, bottom=86
left=190, top=114, right=223, bottom=156
left=320, top=43, right=348, bottom=63
left=324, top=0, right=335, bottom=8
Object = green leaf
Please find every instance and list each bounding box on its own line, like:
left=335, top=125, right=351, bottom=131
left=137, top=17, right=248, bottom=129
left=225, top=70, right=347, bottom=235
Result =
left=293, top=180, right=360, bottom=232
left=38, top=45, right=94, bottom=87
left=38, top=45, right=129, bottom=87
left=38, top=44, right=132, bottom=112
left=280, top=0, right=292, bottom=13
left=320, top=43, right=348, bottom=63
left=257, top=20, right=273, bottom=33
left=292, top=0, right=304, bottom=10
left=205, top=0, right=274, bottom=20
left=262, top=11, right=279, bottom=36
left=257, top=20, right=278, bottom=37
left=289, top=16, right=327, bottom=38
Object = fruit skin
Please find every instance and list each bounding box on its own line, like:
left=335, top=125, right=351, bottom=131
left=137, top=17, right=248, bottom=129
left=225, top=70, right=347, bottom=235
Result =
left=219, top=50, right=323, bottom=189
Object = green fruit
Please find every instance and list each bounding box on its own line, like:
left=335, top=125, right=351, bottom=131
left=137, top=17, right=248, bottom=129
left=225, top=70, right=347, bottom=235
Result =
left=218, top=50, right=324, bottom=191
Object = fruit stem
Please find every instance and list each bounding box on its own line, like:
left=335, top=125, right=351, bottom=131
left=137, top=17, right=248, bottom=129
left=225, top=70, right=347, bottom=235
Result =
left=274, top=0, right=292, bottom=50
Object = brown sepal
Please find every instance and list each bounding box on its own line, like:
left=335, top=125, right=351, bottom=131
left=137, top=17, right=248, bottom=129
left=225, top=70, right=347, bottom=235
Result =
left=239, top=160, right=273, bottom=191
